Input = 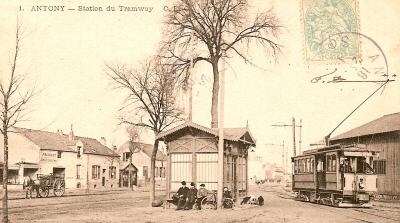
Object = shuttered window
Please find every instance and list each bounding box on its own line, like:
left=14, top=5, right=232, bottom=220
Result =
left=170, top=153, right=192, bottom=191
left=373, top=160, right=386, bottom=174
left=196, top=153, right=218, bottom=190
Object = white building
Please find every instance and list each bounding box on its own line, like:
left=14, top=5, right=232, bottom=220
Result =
left=117, top=141, right=166, bottom=187
left=0, top=127, right=120, bottom=190
left=248, top=152, right=265, bottom=183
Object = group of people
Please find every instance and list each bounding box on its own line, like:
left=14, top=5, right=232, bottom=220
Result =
left=173, top=181, right=236, bottom=210
left=173, top=181, right=208, bottom=210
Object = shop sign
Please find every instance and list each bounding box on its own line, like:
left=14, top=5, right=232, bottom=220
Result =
left=41, top=151, right=57, bottom=162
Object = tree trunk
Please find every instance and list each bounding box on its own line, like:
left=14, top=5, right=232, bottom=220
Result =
left=211, top=62, right=220, bottom=128
left=149, top=139, right=159, bottom=206
left=2, top=130, right=9, bottom=223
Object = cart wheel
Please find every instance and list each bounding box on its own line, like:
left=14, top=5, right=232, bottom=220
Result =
left=53, top=179, right=65, bottom=197
left=201, top=197, right=217, bottom=210
left=38, top=187, right=49, bottom=198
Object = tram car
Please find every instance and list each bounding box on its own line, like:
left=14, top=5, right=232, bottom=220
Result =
left=291, top=144, right=378, bottom=207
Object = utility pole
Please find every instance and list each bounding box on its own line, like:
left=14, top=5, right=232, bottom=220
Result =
left=188, top=30, right=195, bottom=122
left=272, top=118, right=302, bottom=157
left=217, top=56, right=225, bottom=210
left=292, top=117, right=296, bottom=157
left=299, top=119, right=302, bottom=155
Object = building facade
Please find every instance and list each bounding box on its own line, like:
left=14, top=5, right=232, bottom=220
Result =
left=117, top=141, right=166, bottom=187
left=330, top=112, right=400, bottom=197
left=156, top=122, right=256, bottom=200
left=0, top=127, right=120, bottom=190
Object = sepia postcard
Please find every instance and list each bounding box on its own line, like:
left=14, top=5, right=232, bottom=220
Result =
left=0, top=0, right=399, bottom=222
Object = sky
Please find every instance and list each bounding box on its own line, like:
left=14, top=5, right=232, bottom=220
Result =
left=1, top=0, right=399, bottom=168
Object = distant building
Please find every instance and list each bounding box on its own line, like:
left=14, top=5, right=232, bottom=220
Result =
left=116, top=141, right=166, bottom=187
left=248, top=153, right=264, bottom=183
left=263, top=163, right=284, bottom=183
left=0, top=127, right=120, bottom=190
left=330, top=112, right=400, bottom=197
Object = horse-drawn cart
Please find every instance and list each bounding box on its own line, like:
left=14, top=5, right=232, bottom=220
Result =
left=36, top=174, right=65, bottom=197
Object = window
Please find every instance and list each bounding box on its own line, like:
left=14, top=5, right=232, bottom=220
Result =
left=143, top=166, right=148, bottom=177
left=310, top=158, right=314, bottom=173
left=160, top=167, right=165, bottom=178
left=92, top=165, right=100, bottom=179
left=305, top=158, right=310, bottom=173
left=76, top=165, right=81, bottom=179
left=155, top=167, right=159, bottom=178
left=327, top=155, right=336, bottom=172
left=57, top=151, right=62, bottom=158
left=373, top=160, right=386, bottom=174
left=77, top=146, right=81, bottom=158
left=123, top=152, right=131, bottom=162
left=109, top=166, right=116, bottom=179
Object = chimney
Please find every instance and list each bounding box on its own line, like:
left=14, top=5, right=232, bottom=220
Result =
left=69, top=124, right=74, bottom=141
left=100, top=137, right=106, bottom=146
left=112, top=145, right=117, bottom=151
left=57, top=129, right=63, bottom=135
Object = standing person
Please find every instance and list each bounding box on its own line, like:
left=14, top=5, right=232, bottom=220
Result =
left=176, top=181, right=189, bottom=210
left=184, top=182, right=198, bottom=210
left=24, top=176, right=33, bottom=199
left=196, top=183, right=208, bottom=210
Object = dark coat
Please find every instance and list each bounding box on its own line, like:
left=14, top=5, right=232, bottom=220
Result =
left=177, top=186, right=189, bottom=198
left=188, top=188, right=198, bottom=200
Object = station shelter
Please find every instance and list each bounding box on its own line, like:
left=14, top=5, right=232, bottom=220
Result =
left=156, top=122, right=256, bottom=201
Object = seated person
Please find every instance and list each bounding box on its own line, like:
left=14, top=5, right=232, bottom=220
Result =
left=175, top=181, right=189, bottom=210
left=195, top=183, right=208, bottom=209
left=223, top=187, right=233, bottom=208
left=184, top=182, right=198, bottom=210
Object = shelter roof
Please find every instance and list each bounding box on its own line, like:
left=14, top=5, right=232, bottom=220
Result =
left=156, top=122, right=256, bottom=146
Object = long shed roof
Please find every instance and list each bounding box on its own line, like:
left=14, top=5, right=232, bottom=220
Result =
left=331, top=112, right=400, bottom=141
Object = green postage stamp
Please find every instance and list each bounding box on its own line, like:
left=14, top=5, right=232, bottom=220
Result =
left=301, top=0, right=360, bottom=63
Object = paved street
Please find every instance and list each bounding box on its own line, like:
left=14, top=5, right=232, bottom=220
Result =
left=1, top=185, right=399, bottom=223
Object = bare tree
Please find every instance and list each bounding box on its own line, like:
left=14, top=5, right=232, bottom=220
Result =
left=125, top=125, right=143, bottom=190
left=0, top=22, right=36, bottom=222
left=163, top=0, right=282, bottom=128
left=105, top=57, right=182, bottom=205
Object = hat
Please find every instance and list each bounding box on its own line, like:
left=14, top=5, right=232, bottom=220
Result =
left=200, top=184, right=205, bottom=187
left=181, top=181, right=186, bottom=185
left=190, top=182, right=195, bottom=186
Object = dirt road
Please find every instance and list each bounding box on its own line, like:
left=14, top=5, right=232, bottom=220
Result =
left=1, top=185, right=399, bottom=222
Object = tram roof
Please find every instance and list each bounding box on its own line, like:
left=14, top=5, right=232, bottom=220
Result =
left=297, top=143, right=377, bottom=157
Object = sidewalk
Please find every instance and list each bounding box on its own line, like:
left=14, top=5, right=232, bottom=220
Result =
left=2, top=185, right=166, bottom=200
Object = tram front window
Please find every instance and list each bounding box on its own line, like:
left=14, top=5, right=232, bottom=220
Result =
left=340, top=157, right=353, bottom=173
left=356, top=157, right=374, bottom=174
